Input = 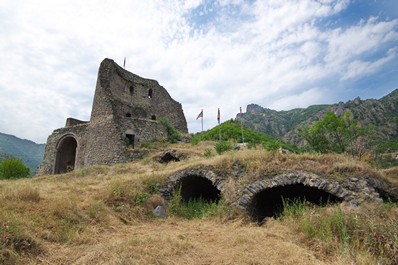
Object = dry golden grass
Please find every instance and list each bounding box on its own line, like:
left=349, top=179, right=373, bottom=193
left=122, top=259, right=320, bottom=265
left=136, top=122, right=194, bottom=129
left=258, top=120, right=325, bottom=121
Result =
left=0, top=141, right=396, bottom=264
left=25, top=219, right=340, bottom=265
left=382, top=167, right=398, bottom=185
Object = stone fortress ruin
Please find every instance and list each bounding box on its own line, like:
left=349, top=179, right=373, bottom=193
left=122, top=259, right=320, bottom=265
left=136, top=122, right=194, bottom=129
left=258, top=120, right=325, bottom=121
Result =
left=36, top=58, right=398, bottom=223
left=39, top=58, right=187, bottom=175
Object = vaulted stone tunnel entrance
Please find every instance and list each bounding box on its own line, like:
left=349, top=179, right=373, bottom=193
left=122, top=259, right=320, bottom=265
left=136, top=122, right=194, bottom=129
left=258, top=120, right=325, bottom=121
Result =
left=163, top=169, right=223, bottom=204
left=54, top=136, right=78, bottom=174
left=248, top=183, right=342, bottom=222
left=177, top=175, right=221, bottom=203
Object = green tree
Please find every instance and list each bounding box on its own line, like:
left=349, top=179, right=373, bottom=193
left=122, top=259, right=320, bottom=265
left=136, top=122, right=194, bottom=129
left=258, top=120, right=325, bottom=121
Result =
left=0, top=157, right=30, bottom=180
left=299, top=111, right=373, bottom=158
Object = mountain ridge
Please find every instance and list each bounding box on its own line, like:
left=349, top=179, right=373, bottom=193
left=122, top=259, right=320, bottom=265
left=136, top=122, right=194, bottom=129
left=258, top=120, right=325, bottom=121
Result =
left=0, top=132, right=45, bottom=174
left=239, top=89, right=398, bottom=146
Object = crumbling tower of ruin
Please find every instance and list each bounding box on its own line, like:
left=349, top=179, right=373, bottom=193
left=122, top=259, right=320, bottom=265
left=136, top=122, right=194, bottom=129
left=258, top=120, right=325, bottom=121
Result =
left=39, top=58, right=187, bottom=175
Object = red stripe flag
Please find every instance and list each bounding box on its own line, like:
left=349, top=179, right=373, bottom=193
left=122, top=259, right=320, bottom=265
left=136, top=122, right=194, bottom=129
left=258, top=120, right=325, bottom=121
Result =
left=217, top=108, right=220, bottom=124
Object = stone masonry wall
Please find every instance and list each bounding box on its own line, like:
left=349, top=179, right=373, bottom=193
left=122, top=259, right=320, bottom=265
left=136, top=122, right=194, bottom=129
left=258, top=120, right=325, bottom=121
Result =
left=39, top=58, right=188, bottom=175
left=39, top=123, right=88, bottom=175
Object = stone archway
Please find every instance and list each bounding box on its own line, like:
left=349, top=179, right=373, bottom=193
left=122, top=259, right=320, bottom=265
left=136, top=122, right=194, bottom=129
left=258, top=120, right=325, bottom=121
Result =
left=162, top=169, right=224, bottom=203
left=54, top=135, right=78, bottom=174
left=238, top=172, right=348, bottom=222
left=248, top=183, right=342, bottom=222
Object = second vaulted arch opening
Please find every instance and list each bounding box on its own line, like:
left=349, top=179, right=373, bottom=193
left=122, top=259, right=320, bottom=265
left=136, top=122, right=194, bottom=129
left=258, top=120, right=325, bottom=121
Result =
left=249, top=183, right=342, bottom=222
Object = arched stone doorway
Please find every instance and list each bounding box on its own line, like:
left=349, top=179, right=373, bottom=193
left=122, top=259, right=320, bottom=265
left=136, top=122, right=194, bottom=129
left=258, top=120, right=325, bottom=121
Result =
left=162, top=169, right=224, bottom=204
left=54, top=136, right=78, bottom=174
left=238, top=172, right=347, bottom=222
left=177, top=174, right=221, bottom=203
left=248, top=184, right=342, bottom=222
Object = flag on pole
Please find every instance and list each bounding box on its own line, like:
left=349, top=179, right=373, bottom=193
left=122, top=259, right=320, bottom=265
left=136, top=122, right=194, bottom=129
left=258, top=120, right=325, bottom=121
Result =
left=196, top=109, right=203, bottom=120
left=123, top=57, right=126, bottom=68
left=217, top=108, right=220, bottom=124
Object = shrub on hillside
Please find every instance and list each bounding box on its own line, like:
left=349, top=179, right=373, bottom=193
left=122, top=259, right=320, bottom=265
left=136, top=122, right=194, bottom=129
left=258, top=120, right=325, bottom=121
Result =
left=0, top=157, right=30, bottom=180
left=159, top=118, right=182, bottom=143
left=215, top=141, right=233, bottom=155
left=280, top=201, right=398, bottom=264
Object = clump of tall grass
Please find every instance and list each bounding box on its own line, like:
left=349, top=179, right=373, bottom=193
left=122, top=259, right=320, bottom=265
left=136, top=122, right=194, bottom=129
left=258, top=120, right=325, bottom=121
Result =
left=169, top=186, right=227, bottom=220
left=105, top=175, right=168, bottom=221
left=279, top=200, right=398, bottom=264
left=1, top=186, right=41, bottom=202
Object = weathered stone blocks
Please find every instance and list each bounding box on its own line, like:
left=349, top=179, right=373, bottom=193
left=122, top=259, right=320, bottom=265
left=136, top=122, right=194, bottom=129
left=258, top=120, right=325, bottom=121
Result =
left=39, top=58, right=187, bottom=175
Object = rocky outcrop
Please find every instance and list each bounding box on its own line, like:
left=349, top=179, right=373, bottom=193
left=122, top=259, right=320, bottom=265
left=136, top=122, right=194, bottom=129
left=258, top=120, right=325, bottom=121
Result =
left=239, top=89, right=398, bottom=145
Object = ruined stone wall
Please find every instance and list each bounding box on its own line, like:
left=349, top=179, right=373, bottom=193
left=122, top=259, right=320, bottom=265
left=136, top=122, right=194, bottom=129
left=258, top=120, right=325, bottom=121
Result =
left=84, top=118, right=126, bottom=166
left=84, top=58, right=187, bottom=166
left=65, top=118, right=89, bottom=127
left=39, top=124, right=88, bottom=175
left=106, top=59, right=188, bottom=133
left=119, top=118, right=168, bottom=146
left=39, top=58, right=188, bottom=175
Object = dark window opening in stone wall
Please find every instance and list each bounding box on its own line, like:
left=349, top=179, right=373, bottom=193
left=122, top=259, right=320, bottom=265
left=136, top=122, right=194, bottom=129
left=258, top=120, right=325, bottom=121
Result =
left=126, top=134, right=135, bottom=148
left=54, top=136, right=77, bottom=174
left=129, top=85, right=134, bottom=96
left=148, top=89, right=153, bottom=99
left=151, top=115, right=156, bottom=120
left=126, top=113, right=132, bottom=117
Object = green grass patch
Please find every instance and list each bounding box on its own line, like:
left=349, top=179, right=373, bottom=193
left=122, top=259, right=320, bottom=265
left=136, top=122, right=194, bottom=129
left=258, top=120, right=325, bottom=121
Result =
left=279, top=202, right=398, bottom=264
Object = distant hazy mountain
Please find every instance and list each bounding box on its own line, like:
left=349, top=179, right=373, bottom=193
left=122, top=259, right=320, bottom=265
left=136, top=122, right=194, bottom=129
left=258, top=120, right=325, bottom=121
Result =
left=239, top=89, right=398, bottom=146
left=0, top=132, right=45, bottom=174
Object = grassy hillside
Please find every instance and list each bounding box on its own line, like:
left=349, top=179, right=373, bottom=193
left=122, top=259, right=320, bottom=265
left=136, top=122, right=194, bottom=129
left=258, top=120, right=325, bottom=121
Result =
left=192, top=120, right=298, bottom=152
left=0, top=142, right=397, bottom=264
left=0, top=132, right=45, bottom=174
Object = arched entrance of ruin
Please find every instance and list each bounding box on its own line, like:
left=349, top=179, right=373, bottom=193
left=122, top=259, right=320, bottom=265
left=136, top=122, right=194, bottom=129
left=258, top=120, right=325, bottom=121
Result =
left=238, top=172, right=346, bottom=222
left=178, top=175, right=221, bottom=203
left=163, top=169, right=223, bottom=203
left=249, top=184, right=342, bottom=222
left=54, top=135, right=78, bottom=174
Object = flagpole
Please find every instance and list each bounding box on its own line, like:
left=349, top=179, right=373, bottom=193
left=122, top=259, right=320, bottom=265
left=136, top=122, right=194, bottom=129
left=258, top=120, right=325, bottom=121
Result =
left=218, top=108, right=221, bottom=141
left=201, top=114, right=203, bottom=134
left=201, top=109, right=203, bottom=134
left=240, top=107, right=245, bottom=143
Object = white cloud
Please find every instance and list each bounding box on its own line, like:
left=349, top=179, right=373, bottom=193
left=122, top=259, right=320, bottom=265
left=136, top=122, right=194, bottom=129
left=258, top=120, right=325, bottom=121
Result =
left=341, top=47, right=398, bottom=80
left=0, top=0, right=397, bottom=143
left=268, top=87, right=327, bottom=110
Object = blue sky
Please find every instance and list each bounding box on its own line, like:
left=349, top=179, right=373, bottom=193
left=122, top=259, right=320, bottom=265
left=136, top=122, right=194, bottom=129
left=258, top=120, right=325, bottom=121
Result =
left=0, top=0, right=397, bottom=143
